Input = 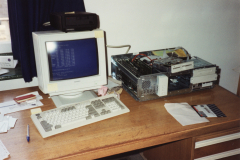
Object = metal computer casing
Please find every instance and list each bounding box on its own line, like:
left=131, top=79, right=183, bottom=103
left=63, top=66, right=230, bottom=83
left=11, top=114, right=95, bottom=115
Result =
left=111, top=47, right=219, bottom=101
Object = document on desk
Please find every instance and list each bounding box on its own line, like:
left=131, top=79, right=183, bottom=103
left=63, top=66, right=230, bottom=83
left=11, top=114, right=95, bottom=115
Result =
left=0, top=114, right=17, bottom=133
left=0, top=140, right=10, bottom=160
left=164, top=103, right=209, bottom=126
left=0, top=91, right=43, bottom=115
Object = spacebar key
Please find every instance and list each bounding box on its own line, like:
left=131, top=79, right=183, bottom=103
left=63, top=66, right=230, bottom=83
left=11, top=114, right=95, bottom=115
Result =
left=61, top=117, right=86, bottom=127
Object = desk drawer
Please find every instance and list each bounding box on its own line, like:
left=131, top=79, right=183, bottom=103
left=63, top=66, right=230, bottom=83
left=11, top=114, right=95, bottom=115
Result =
left=194, top=128, right=240, bottom=160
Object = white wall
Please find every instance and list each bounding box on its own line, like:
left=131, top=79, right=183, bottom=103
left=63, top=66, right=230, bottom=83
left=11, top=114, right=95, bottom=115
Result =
left=0, top=41, right=11, bottom=53
left=85, top=0, right=240, bottom=94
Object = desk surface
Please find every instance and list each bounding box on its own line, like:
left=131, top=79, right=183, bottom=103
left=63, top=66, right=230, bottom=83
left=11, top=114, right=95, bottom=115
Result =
left=0, top=85, right=240, bottom=160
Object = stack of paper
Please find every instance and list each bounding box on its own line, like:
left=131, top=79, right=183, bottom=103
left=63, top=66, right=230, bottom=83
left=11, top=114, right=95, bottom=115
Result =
left=0, top=91, right=43, bottom=115
left=0, top=140, right=10, bottom=160
left=164, top=103, right=209, bottom=126
left=0, top=114, right=17, bottom=133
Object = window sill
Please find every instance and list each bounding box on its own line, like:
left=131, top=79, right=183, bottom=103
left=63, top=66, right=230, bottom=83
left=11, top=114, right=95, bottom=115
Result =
left=0, top=77, right=38, bottom=91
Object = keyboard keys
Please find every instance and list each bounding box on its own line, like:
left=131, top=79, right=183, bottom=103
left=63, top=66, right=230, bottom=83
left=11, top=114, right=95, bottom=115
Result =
left=31, top=94, right=130, bottom=138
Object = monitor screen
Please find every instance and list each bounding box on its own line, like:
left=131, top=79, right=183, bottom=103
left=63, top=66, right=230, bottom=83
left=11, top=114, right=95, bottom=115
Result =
left=46, top=38, right=99, bottom=81
left=33, top=30, right=107, bottom=107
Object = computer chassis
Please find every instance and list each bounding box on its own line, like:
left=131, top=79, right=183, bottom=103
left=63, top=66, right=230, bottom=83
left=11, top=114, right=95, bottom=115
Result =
left=111, top=47, right=220, bottom=101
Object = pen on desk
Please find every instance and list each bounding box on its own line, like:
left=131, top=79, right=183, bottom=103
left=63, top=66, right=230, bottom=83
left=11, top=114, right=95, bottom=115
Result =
left=0, top=104, right=17, bottom=108
left=26, top=124, right=30, bottom=142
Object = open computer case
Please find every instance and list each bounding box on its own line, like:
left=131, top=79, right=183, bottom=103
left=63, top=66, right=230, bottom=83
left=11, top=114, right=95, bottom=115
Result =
left=111, top=47, right=220, bottom=101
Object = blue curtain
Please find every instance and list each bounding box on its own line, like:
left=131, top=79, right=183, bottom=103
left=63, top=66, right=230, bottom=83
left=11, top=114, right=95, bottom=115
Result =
left=7, top=0, right=85, bottom=82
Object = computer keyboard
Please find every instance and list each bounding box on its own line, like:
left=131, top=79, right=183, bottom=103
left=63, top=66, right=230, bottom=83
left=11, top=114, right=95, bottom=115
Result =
left=31, top=94, right=130, bottom=138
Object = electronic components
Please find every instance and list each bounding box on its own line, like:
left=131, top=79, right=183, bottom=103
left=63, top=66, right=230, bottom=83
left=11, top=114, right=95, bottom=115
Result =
left=111, top=47, right=219, bottom=101
left=152, top=57, right=194, bottom=73
left=116, top=58, right=152, bottom=77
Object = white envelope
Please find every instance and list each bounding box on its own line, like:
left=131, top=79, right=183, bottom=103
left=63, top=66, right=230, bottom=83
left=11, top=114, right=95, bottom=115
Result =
left=164, top=103, right=209, bottom=126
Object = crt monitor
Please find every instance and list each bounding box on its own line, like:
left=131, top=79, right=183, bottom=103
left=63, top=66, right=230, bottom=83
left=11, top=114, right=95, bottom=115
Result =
left=32, top=29, right=107, bottom=107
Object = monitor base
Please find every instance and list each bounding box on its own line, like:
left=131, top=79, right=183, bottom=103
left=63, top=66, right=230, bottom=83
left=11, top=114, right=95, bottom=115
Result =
left=51, top=90, right=98, bottom=108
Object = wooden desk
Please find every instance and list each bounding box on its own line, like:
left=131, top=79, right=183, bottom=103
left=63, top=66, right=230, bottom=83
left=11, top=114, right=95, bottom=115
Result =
left=0, top=85, right=239, bottom=160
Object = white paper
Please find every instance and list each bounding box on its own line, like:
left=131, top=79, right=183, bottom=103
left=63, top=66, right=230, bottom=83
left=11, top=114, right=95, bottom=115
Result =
left=0, top=114, right=3, bottom=121
left=0, top=55, right=18, bottom=68
left=0, top=122, right=5, bottom=132
left=0, top=116, right=9, bottom=133
left=0, top=114, right=17, bottom=133
left=164, top=103, right=209, bottom=126
left=0, top=91, right=43, bottom=115
left=0, top=140, right=10, bottom=160
left=15, top=91, right=41, bottom=99
left=8, top=116, right=17, bottom=128
left=0, top=121, right=8, bottom=133
left=13, top=60, right=18, bottom=68
left=0, top=69, right=9, bottom=75
left=106, top=78, right=121, bottom=89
